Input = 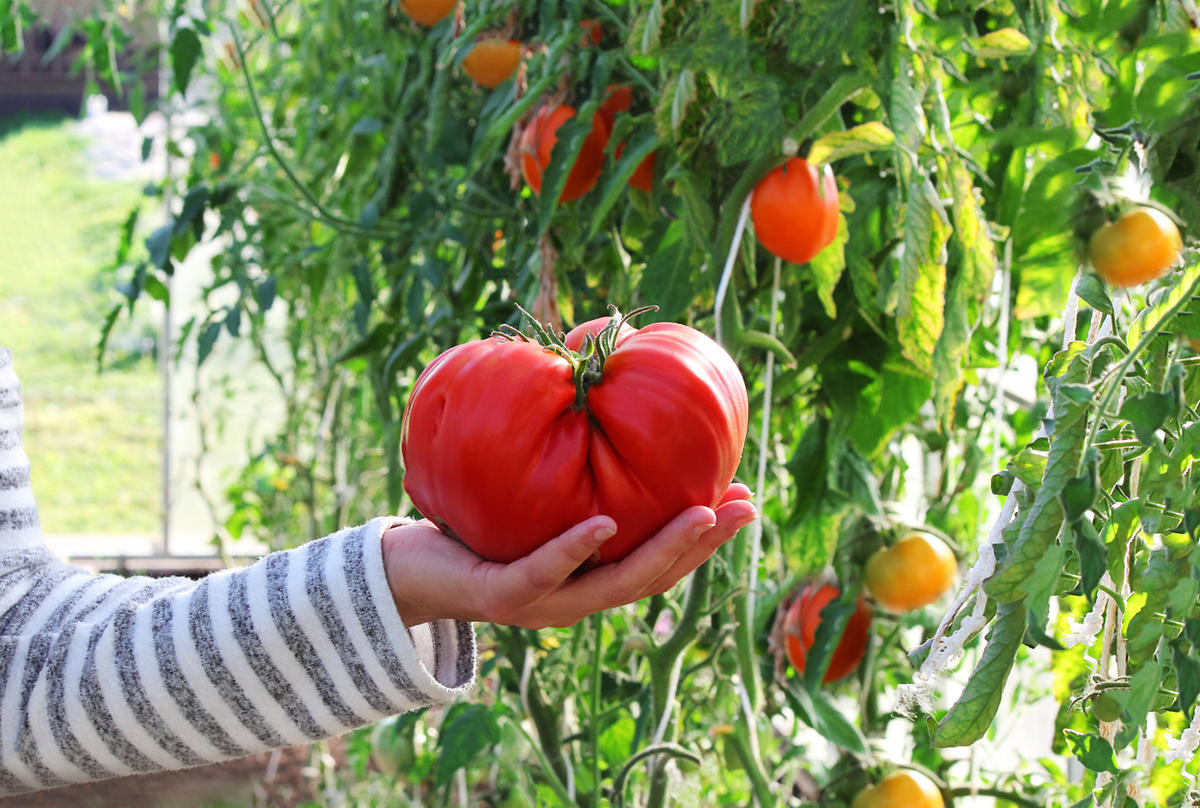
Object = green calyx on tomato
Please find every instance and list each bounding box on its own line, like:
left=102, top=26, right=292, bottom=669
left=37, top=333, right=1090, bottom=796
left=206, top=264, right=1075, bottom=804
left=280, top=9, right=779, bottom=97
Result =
left=491, top=304, right=654, bottom=411
left=401, top=306, right=749, bottom=564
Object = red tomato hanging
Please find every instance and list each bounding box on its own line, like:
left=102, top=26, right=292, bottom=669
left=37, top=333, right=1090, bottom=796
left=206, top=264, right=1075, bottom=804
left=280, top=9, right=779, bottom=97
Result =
left=599, top=84, right=657, bottom=193
left=401, top=312, right=749, bottom=564
left=519, top=105, right=609, bottom=203
left=783, top=584, right=873, bottom=683
left=750, top=157, right=840, bottom=265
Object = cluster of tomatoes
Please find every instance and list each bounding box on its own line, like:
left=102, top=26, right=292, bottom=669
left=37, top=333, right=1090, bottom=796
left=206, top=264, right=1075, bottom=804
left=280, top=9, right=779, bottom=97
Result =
left=782, top=531, right=958, bottom=683
left=399, top=1, right=848, bottom=267
left=780, top=531, right=957, bottom=807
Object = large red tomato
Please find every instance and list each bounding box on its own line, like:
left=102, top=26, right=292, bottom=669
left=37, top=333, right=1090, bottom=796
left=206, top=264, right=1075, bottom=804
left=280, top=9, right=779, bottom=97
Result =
left=783, top=584, right=873, bottom=683
left=401, top=312, right=748, bottom=564
left=520, top=105, right=609, bottom=203
left=750, top=157, right=839, bottom=265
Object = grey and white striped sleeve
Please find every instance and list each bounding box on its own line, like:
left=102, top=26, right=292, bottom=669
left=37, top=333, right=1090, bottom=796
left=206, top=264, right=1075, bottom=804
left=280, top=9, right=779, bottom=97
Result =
left=0, top=348, right=476, bottom=795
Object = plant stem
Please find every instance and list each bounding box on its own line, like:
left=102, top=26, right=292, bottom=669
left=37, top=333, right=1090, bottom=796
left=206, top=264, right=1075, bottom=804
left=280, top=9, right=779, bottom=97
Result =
left=946, top=786, right=1043, bottom=808
left=1082, top=269, right=1200, bottom=458
left=726, top=727, right=777, bottom=808
left=645, top=563, right=712, bottom=808
left=590, top=612, right=603, bottom=808
left=499, top=628, right=575, bottom=798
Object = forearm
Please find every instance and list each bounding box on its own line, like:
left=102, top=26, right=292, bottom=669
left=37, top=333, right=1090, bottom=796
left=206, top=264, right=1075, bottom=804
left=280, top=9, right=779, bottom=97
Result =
left=0, top=519, right=476, bottom=795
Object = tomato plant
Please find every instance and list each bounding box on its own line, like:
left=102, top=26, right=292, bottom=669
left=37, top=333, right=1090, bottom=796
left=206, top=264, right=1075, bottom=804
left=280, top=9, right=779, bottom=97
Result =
left=864, top=532, right=957, bottom=613
left=71, top=0, right=1200, bottom=802
left=519, top=104, right=608, bottom=204
left=399, top=311, right=748, bottom=564
left=783, top=584, right=872, bottom=683
left=597, top=84, right=657, bottom=193
left=460, top=37, right=520, bottom=88
left=750, top=157, right=839, bottom=265
left=1087, top=206, right=1183, bottom=287
left=398, top=0, right=455, bottom=27
left=851, top=770, right=944, bottom=808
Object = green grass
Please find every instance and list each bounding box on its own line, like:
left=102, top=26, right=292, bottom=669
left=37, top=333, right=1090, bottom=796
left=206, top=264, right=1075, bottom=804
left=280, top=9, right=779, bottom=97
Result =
left=0, top=114, right=161, bottom=533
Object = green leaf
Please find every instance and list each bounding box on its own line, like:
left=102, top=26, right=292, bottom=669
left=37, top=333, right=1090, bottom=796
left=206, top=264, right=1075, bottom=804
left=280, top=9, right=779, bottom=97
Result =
left=1072, top=518, right=1106, bottom=597
left=1063, top=731, right=1118, bottom=774
left=171, top=27, right=202, bottom=96
left=1076, top=273, right=1115, bottom=318
left=173, top=184, right=210, bottom=236
left=669, top=70, right=697, bottom=133
left=933, top=600, right=1027, bottom=747
left=598, top=715, right=635, bottom=769
left=969, top=27, right=1034, bottom=59
left=987, top=354, right=1092, bottom=601
left=637, top=0, right=664, bottom=55
left=146, top=224, right=173, bottom=270
left=1119, top=390, right=1175, bottom=444
left=1127, top=265, right=1200, bottom=348
left=197, top=321, right=222, bottom=366
left=897, top=178, right=950, bottom=376
left=1021, top=541, right=1065, bottom=625
left=789, top=684, right=868, bottom=755
left=810, top=214, right=848, bottom=319
left=888, top=72, right=927, bottom=158
left=435, top=704, right=499, bottom=788
left=638, top=221, right=695, bottom=320
left=806, top=122, right=895, bottom=167
left=586, top=131, right=659, bottom=240
left=351, top=117, right=383, bottom=135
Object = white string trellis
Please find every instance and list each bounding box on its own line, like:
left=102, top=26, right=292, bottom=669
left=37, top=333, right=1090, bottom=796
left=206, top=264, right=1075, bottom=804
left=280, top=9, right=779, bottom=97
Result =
left=897, top=266, right=1085, bottom=711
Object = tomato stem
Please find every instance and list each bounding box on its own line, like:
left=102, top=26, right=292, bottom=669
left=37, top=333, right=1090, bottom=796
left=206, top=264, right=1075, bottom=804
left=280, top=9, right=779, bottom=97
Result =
left=494, top=303, right=659, bottom=409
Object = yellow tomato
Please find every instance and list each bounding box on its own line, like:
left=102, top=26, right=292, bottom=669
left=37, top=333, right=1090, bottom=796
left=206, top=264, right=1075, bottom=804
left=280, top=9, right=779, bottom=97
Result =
left=399, top=0, right=456, bottom=26
left=1087, top=207, right=1183, bottom=288
left=462, top=38, right=522, bottom=88
left=864, top=532, right=957, bottom=613
left=851, top=770, right=944, bottom=808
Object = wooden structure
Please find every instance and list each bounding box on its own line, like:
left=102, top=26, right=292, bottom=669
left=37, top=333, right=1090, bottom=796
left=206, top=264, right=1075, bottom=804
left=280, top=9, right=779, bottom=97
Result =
left=0, top=2, right=158, bottom=119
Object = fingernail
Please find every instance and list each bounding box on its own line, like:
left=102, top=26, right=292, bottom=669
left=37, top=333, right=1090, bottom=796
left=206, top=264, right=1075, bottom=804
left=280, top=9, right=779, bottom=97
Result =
left=593, top=525, right=616, bottom=542
left=693, top=521, right=717, bottom=537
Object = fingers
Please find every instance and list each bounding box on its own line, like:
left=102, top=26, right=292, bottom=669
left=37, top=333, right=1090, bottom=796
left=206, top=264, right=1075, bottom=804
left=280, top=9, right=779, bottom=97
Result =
left=470, top=490, right=758, bottom=628
left=719, top=482, right=753, bottom=506
left=643, top=498, right=757, bottom=593
left=474, top=516, right=615, bottom=621
left=541, top=502, right=756, bottom=620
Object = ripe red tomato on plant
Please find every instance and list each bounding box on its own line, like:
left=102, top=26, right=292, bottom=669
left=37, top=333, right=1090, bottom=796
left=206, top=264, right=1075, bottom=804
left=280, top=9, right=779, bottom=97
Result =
left=597, top=85, right=657, bottom=193
left=1087, top=207, right=1183, bottom=288
left=400, top=310, right=749, bottom=564
left=399, top=0, right=456, bottom=26
left=462, top=38, right=521, bottom=88
left=851, top=770, right=944, bottom=808
left=783, top=584, right=872, bottom=683
left=864, top=531, right=957, bottom=613
left=579, top=18, right=603, bottom=46
left=750, top=157, right=839, bottom=265
left=520, top=105, right=609, bottom=203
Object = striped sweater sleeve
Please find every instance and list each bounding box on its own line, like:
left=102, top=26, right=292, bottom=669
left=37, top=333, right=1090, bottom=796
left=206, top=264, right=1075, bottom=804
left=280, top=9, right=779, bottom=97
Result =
left=0, top=348, right=476, bottom=795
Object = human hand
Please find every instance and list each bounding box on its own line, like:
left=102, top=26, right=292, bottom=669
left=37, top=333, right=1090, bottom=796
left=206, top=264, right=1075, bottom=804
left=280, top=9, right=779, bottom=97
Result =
left=381, top=484, right=756, bottom=629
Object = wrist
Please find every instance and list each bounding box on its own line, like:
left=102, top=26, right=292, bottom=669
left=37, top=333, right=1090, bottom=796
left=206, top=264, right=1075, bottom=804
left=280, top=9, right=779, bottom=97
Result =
left=381, top=522, right=434, bottom=627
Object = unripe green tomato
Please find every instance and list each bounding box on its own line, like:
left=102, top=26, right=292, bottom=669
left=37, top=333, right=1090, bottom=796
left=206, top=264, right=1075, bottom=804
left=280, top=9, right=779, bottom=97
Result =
left=370, top=716, right=417, bottom=777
